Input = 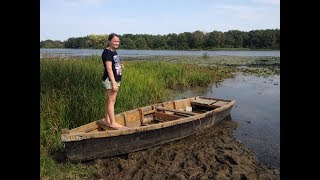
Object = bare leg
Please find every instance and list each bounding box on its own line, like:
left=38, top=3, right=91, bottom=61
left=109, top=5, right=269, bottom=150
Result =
left=103, top=89, right=125, bottom=129
left=104, top=99, right=111, bottom=124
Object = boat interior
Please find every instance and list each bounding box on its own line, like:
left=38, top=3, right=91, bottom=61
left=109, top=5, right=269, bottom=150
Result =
left=63, top=97, right=231, bottom=134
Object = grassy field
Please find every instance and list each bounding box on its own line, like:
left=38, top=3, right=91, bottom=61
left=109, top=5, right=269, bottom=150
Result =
left=40, top=55, right=238, bottom=179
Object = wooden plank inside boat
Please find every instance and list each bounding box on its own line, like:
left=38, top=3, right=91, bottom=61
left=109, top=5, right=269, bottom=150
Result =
left=143, top=114, right=154, bottom=125
left=153, top=112, right=181, bottom=121
left=212, top=101, right=229, bottom=107
left=156, top=106, right=198, bottom=116
left=142, top=109, right=157, bottom=125
left=162, top=101, right=175, bottom=109
left=68, top=121, right=99, bottom=133
left=192, top=99, right=217, bottom=105
left=174, top=99, right=192, bottom=111
left=115, top=114, right=125, bottom=126
left=125, top=110, right=140, bottom=124
left=191, top=98, right=230, bottom=109
left=122, top=112, right=141, bottom=128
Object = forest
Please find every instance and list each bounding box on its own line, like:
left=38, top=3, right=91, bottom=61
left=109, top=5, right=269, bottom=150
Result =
left=40, top=29, right=280, bottom=50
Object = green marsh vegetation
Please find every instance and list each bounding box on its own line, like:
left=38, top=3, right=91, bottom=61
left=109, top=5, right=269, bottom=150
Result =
left=124, top=55, right=280, bottom=77
left=40, top=55, right=237, bottom=179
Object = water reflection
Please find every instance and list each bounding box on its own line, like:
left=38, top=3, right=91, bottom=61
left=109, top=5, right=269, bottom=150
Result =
left=173, top=74, right=280, bottom=170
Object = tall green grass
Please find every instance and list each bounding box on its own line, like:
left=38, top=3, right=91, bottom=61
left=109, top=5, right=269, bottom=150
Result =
left=40, top=55, right=236, bottom=179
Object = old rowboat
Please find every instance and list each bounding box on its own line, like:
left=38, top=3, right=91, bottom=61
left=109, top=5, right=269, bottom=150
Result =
left=61, top=96, right=236, bottom=162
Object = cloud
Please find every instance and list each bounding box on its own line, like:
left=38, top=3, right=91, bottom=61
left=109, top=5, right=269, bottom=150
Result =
left=61, top=0, right=105, bottom=8
left=251, top=0, right=280, bottom=5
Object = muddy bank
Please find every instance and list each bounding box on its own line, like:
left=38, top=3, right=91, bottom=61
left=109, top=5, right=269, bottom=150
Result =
left=93, top=117, right=279, bottom=179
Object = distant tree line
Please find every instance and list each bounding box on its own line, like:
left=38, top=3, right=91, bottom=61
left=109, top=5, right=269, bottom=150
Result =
left=40, top=29, right=280, bottom=50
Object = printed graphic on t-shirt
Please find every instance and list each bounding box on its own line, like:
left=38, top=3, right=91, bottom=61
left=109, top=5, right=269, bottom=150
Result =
left=113, top=55, right=122, bottom=76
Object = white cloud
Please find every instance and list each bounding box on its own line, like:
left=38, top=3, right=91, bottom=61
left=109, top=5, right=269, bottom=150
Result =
left=61, top=0, right=105, bottom=8
left=251, top=0, right=280, bottom=5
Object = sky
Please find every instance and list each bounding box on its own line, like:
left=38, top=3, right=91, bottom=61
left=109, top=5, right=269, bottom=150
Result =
left=40, top=0, right=280, bottom=41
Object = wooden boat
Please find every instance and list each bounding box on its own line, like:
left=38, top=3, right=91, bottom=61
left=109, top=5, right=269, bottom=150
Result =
left=61, top=96, right=236, bottom=162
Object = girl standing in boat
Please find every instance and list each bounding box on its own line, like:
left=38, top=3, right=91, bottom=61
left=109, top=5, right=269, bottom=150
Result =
left=101, top=33, right=126, bottom=129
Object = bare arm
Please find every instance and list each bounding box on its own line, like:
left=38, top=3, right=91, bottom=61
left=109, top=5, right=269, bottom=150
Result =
left=105, top=61, right=118, bottom=92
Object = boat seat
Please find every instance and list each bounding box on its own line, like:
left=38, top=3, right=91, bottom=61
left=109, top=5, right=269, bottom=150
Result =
left=155, top=106, right=199, bottom=116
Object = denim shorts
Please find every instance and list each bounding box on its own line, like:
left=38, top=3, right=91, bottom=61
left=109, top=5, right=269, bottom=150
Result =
left=102, top=78, right=121, bottom=90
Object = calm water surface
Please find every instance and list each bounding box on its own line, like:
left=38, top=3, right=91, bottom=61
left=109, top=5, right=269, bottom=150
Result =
left=40, top=48, right=280, bottom=57
left=174, top=74, right=280, bottom=170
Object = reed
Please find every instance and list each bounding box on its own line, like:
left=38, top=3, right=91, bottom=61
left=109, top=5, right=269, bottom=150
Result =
left=40, top=55, right=236, bottom=179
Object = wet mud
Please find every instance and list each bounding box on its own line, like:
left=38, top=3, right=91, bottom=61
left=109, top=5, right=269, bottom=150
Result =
left=93, top=117, right=280, bottom=179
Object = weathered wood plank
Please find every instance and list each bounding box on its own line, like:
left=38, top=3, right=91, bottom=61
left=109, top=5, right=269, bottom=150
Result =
left=126, top=110, right=140, bottom=123
left=123, top=113, right=128, bottom=126
left=115, top=114, right=125, bottom=126
left=138, top=108, right=145, bottom=124
left=153, top=112, right=181, bottom=121
left=174, top=99, right=192, bottom=110
left=156, top=106, right=198, bottom=116
left=192, top=99, right=217, bottom=105
left=163, top=102, right=175, bottom=109
left=199, top=96, right=232, bottom=102
left=82, top=126, right=99, bottom=133
left=173, top=112, right=192, bottom=117
left=212, top=101, right=229, bottom=107
left=68, top=121, right=99, bottom=133
left=191, top=102, right=219, bottom=109
left=144, top=109, right=156, bottom=115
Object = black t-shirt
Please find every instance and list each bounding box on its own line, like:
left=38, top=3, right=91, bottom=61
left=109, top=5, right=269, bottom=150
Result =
left=101, top=48, right=122, bottom=81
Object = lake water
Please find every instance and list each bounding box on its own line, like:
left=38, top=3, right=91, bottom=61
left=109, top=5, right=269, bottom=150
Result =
left=174, top=74, right=280, bottom=170
left=40, top=48, right=280, bottom=58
